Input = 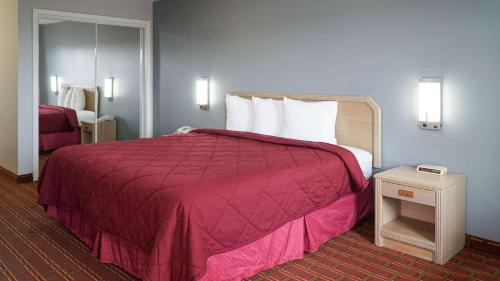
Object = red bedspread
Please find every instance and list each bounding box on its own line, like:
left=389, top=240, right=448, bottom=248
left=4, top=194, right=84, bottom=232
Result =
left=39, top=105, right=80, bottom=134
left=38, top=129, right=368, bottom=281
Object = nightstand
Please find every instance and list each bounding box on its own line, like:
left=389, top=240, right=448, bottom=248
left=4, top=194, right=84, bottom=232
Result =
left=81, top=120, right=117, bottom=144
left=374, top=166, right=466, bottom=264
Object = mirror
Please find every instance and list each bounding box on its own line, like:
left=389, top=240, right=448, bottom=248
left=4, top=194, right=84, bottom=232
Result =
left=38, top=20, right=97, bottom=168
left=96, top=24, right=141, bottom=141
left=37, top=19, right=142, bottom=171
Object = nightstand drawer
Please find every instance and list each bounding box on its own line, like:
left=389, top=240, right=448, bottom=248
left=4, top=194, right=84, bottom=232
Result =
left=381, top=181, right=435, bottom=206
left=81, top=122, right=94, bottom=132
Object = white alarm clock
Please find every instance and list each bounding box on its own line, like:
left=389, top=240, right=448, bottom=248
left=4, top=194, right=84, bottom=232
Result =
left=416, top=164, right=448, bottom=176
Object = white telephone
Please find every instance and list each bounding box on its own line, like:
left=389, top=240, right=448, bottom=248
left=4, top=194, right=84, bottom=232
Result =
left=97, top=115, right=115, bottom=122
left=175, top=126, right=195, bottom=134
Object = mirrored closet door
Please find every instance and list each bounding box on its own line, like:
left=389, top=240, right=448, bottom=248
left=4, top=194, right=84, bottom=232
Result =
left=37, top=19, right=142, bottom=171
left=96, top=24, right=141, bottom=141
left=38, top=20, right=98, bottom=168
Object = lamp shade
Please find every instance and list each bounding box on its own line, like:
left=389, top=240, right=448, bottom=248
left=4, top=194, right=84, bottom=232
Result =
left=104, top=78, right=114, bottom=100
left=50, top=75, right=58, bottom=93
left=418, top=78, right=441, bottom=130
left=196, top=78, right=209, bottom=110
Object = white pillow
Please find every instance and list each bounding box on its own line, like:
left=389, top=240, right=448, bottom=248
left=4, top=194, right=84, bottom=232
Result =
left=226, top=95, right=252, bottom=132
left=281, top=97, right=338, bottom=144
left=70, top=87, right=86, bottom=110
left=63, top=87, right=86, bottom=110
left=251, top=97, right=283, bottom=136
left=57, top=87, right=70, bottom=106
left=64, top=87, right=75, bottom=108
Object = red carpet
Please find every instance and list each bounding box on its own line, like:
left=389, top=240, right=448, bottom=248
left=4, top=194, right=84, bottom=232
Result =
left=0, top=174, right=498, bottom=280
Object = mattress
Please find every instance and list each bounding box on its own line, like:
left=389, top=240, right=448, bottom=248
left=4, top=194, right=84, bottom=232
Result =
left=76, top=110, right=96, bottom=124
left=340, top=145, right=373, bottom=179
left=38, top=129, right=369, bottom=281
left=39, top=105, right=81, bottom=151
left=46, top=184, right=373, bottom=281
left=39, top=105, right=78, bottom=134
left=200, top=186, right=373, bottom=281
left=39, top=129, right=81, bottom=152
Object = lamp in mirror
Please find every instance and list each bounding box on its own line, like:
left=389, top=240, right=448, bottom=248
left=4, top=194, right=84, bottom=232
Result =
left=419, top=78, right=442, bottom=130
left=104, top=77, right=114, bottom=101
left=50, top=75, right=59, bottom=94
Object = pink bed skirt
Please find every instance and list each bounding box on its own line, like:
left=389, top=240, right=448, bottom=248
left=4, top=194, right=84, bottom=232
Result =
left=39, top=129, right=81, bottom=151
left=47, top=187, right=373, bottom=281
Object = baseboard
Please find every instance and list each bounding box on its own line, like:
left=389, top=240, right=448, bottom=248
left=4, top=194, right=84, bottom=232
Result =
left=466, top=234, right=500, bottom=256
left=0, top=165, right=33, bottom=184
left=16, top=173, right=34, bottom=183
left=0, top=164, right=17, bottom=182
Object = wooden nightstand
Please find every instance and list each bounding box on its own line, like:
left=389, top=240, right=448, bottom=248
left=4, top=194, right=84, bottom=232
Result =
left=374, top=166, right=466, bottom=264
left=81, top=120, right=117, bottom=144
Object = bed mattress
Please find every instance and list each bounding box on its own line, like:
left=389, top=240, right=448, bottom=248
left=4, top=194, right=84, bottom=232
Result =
left=39, top=105, right=79, bottom=134
left=340, top=145, right=373, bottom=178
left=38, top=129, right=369, bottom=281
left=39, top=105, right=81, bottom=151
left=46, top=185, right=372, bottom=281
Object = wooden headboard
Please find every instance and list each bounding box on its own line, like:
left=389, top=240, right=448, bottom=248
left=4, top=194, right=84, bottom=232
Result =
left=232, top=92, right=382, bottom=168
left=83, top=89, right=96, bottom=112
left=60, top=84, right=98, bottom=113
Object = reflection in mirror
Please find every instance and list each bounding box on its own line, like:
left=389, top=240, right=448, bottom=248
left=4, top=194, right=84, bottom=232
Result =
left=38, top=20, right=97, bottom=168
left=37, top=19, right=145, bottom=174
left=96, top=24, right=141, bottom=141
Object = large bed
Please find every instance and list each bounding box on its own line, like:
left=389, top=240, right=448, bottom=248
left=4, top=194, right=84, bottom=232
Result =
left=38, top=93, right=381, bottom=281
left=39, top=87, right=97, bottom=151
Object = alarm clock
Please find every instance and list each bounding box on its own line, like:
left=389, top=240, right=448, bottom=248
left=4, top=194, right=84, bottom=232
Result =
left=416, top=164, right=448, bottom=176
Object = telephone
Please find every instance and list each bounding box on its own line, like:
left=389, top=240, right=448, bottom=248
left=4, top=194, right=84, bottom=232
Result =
left=97, top=115, right=115, bottom=122
left=175, top=126, right=195, bottom=134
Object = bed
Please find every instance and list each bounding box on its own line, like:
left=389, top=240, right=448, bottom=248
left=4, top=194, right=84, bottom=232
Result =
left=38, top=92, right=381, bottom=281
left=39, top=87, right=97, bottom=151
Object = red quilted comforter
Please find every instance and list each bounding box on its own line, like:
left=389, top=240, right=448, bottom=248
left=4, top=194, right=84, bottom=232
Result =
left=38, top=129, right=368, bottom=281
left=39, top=105, right=80, bottom=134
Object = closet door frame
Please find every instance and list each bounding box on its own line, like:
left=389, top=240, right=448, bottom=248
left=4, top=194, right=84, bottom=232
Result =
left=32, top=9, right=153, bottom=180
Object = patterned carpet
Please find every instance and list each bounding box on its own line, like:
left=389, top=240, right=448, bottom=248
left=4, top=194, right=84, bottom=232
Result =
left=0, top=174, right=499, bottom=281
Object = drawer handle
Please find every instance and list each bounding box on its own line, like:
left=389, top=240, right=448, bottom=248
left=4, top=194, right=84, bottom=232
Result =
left=398, top=189, right=414, bottom=198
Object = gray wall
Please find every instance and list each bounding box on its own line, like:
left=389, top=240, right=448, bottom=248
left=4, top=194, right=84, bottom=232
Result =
left=97, top=25, right=141, bottom=141
left=18, top=0, right=152, bottom=174
left=39, top=22, right=96, bottom=105
left=155, top=0, right=500, bottom=241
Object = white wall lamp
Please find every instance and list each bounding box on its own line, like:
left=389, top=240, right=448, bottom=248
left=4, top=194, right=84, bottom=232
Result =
left=196, top=77, right=209, bottom=110
left=419, top=77, right=442, bottom=130
left=104, top=77, right=114, bottom=101
left=50, top=75, right=59, bottom=94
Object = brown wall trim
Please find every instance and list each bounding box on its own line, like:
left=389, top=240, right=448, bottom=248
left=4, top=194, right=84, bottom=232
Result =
left=16, top=174, right=34, bottom=184
left=0, top=165, right=33, bottom=184
left=466, top=234, right=500, bottom=256
left=0, top=165, right=17, bottom=182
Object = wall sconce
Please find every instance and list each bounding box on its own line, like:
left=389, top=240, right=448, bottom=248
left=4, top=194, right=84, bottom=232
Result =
left=419, top=78, right=442, bottom=130
left=50, top=75, right=59, bottom=94
left=196, top=78, right=209, bottom=110
left=104, top=78, right=114, bottom=101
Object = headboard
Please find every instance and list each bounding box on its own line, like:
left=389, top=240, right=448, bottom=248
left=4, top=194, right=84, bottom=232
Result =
left=83, top=88, right=97, bottom=112
left=60, top=84, right=98, bottom=113
left=231, top=92, right=382, bottom=168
